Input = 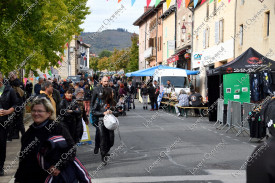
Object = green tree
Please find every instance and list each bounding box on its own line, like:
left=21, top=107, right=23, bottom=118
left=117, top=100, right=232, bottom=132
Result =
left=98, top=50, right=112, bottom=58
left=97, top=57, right=110, bottom=71
left=0, top=0, right=90, bottom=76
left=89, top=57, right=99, bottom=72
left=126, top=34, right=139, bottom=72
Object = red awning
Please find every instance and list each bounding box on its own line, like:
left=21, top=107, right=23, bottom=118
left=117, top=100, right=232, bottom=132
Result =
left=167, top=55, right=179, bottom=64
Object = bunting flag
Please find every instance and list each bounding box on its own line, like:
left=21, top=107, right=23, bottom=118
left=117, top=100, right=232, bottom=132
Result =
left=185, top=0, right=190, bottom=8
left=131, top=0, right=136, bottom=6
left=147, top=0, right=151, bottom=8
left=29, top=78, right=33, bottom=81
left=118, top=0, right=121, bottom=3
left=61, top=55, right=64, bottom=61
left=36, top=77, right=39, bottom=81
left=166, top=0, right=171, bottom=8
left=23, top=78, right=28, bottom=86
left=194, top=0, right=199, bottom=7
left=43, top=74, right=47, bottom=79
left=66, top=42, right=69, bottom=48
left=218, top=0, right=222, bottom=2
left=228, top=0, right=231, bottom=2
left=201, top=0, right=207, bottom=5
left=48, top=70, right=52, bottom=77
left=58, top=61, right=62, bottom=66
left=177, top=0, right=182, bottom=8
left=209, top=0, right=214, bottom=3
left=155, top=0, right=161, bottom=7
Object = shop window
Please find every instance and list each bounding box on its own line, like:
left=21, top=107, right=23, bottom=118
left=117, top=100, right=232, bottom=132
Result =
left=264, top=11, right=270, bottom=37
left=240, top=25, right=243, bottom=46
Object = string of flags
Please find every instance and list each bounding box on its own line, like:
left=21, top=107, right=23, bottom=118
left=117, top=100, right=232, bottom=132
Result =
left=109, top=0, right=231, bottom=8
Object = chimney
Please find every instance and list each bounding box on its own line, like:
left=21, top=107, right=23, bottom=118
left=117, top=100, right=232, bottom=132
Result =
left=144, top=6, right=152, bottom=13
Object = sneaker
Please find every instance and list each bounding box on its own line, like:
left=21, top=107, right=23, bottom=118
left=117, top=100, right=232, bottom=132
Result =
left=177, top=113, right=180, bottom=117
left=94, top=147, right=99, bottom=154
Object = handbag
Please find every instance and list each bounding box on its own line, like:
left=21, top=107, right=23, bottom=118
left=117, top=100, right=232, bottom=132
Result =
left=103, top=114, right=119, bottom=130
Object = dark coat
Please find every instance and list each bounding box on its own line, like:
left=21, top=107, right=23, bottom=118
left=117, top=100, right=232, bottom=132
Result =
left=34, top=83, right=41, bottom=96
left=0, top=85, right=17, bottom=126
left=141, top=87, right=149, bottom=96
left=91, top=98, right=119, bottom=156
left=246, top=137, right=275, bottom=183
left=59, top=99, right=82, bottom=143
left=14, top=120, right=75, bottom=183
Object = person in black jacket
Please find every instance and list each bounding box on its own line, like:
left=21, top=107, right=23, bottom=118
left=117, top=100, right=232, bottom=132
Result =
left=14, top=98, right=75, bottom=183
left=141, top=84, right=149, bottom=110
left=59, top=89, right=81, bottom=144
left=0, top=72, right=17, bottom=176
left=246, top=98, right=275, bottom=183
left=148, top=81, right=159, bottom=111
left=126, top=81, right=135, bottom=110
left=90, top=76, right=109, bottom=155
left=8, top=72, right=26, bottom=140
left=25, top=80, right=33, bottom=98
left=91, top=87, right=119, bottom=165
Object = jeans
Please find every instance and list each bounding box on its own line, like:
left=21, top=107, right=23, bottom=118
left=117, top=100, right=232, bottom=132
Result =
left=142, top=95, right=148, bottom=107
left=150, top=96, right=158, bottom=110
left=127, top=94, right=135, bottom=109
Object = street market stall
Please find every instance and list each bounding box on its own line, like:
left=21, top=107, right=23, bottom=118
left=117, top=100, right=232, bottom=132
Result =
left=207, top=47, right=275, bottom=121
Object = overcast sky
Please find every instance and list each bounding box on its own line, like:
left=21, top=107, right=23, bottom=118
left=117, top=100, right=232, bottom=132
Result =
left=80, top=0, right=148, bottom=33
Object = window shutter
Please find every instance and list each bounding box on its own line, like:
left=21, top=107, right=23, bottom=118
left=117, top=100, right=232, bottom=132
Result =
left=203, top=29, right=206, bottom=48
left=215, top=21, right=219, bottom=44
left=219, top=20, right=223, bottom=42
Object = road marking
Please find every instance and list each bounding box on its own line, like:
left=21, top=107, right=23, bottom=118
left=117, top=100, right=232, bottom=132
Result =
left=226, top=136, right=231, bottom=138
left=233, top=139, right=240, bottom=141
left=220, top=134, right=224, bottom=136
left=251, top=145, right=257, bottom=148
left=166, top=153, right=187, bottom=168
left=91, top=169, right=245, bottom=183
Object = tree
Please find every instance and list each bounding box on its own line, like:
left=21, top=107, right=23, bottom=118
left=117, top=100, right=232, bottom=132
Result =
left=0, top=0, right=90, bottom=76
left=126, top=34, right=139, bottom=72
left=97, top=57, right=110, bottom=71
left=89, top=57, right=99, bottom=73
left=98, top=50, right=112, bottom=58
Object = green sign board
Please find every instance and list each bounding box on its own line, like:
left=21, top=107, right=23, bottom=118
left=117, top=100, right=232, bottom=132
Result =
left=223, top=73, right=250, bottom=104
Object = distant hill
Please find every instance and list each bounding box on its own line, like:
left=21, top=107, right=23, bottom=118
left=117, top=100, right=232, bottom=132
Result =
left=81, top=29, right=134, bottom=55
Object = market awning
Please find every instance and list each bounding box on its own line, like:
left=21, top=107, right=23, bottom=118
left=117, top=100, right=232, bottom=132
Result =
left=126, top=65, right=199, bottom=77
left=207, top=47, right=275, bottom=76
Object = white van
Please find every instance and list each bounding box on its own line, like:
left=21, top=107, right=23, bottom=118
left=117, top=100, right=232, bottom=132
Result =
left=153, top=69, right=190, bottom=95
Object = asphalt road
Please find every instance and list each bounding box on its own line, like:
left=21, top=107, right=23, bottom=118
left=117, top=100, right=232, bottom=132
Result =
left=77, top=101, right=260, bottom=183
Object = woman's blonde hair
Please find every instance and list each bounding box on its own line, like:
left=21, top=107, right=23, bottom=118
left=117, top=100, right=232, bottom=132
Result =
left=31, top=97, right=56, bottom=120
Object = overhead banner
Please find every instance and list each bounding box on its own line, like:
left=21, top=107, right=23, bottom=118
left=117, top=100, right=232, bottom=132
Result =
left=167, top=55, right=179, bottom=64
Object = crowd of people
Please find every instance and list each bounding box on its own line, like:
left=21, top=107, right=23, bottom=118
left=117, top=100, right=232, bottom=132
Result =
left=0, top=71, right=142, bottom=182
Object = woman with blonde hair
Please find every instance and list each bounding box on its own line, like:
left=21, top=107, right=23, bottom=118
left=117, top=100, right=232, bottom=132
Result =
left=14, top=98, right=76, bottom=183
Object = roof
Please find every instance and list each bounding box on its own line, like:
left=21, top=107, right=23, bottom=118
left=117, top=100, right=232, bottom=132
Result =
left=133, top=1, right=165, bottom=26
left=160, top=5, right=176, bottom=19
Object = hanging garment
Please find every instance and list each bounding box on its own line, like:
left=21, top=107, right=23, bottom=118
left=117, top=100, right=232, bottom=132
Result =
left=260, top=71, right=273, bottom=98
left=250, top=73, right=261, bottom=102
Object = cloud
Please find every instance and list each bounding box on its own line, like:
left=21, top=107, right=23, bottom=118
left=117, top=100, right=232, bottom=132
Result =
left=81, top=0, right=147, bottom=33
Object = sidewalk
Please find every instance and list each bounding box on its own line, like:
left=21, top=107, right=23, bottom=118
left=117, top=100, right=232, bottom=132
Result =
left=1, top=113, right=32, bottom=183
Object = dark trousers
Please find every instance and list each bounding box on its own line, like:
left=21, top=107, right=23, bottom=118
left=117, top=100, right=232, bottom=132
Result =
left=12, top=113, right=25, bottom=138
left=150, top=96, right=158, bottom=110
left=93, top=119, right=101, bottom=149
left=99, top=124, right=114, bottom=156
left=0, top=126, right=7, bottom=168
